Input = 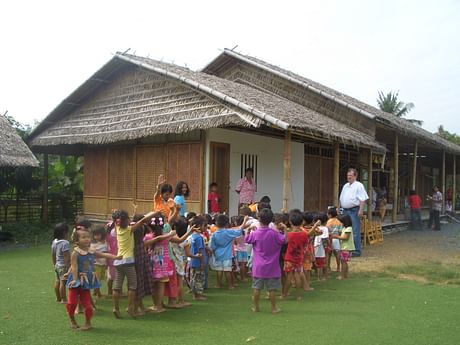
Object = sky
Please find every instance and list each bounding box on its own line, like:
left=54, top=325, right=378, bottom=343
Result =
left=1, top=0, right=459, bottom=134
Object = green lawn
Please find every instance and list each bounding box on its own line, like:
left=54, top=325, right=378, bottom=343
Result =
left=0, top=246, right=458, bottom=345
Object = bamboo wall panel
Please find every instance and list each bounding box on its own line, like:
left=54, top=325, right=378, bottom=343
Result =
left=108, top=147, right=134, bottom=198
left=84, top=149, right=107, bottom=196
left=136, top=146, right=165, bottom=200
left=189, top=143, right=202, bottom=202
left=320, top=158, right=334, bottom=209
left=108, top=199, right=135, bottom=215
left=304, top=155, right=321, bottom=211
left=83, top=197, right=107, bottom=217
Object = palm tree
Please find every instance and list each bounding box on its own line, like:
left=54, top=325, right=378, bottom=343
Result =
left=377, top=91, right=423, bottom=126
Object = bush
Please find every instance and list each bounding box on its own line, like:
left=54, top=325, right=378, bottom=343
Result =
left=0, top=222, right=54, bottom=245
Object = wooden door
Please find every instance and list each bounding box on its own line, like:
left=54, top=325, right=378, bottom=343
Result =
left=210, top=142, right=230, bottom=213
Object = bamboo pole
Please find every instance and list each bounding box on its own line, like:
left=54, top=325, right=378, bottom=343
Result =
left=442, top=150, right=446, bottom=213
left=333, top=143, right=340, bottom=206
left=42, top=154, right=49, bottom=224
left=367, top=149, right=373, bottom=220
left=282, top=130, right=292, bottom=212
left=411, top=139, right=418, bottom=190
left=453, top=156, right=457, bottom=212
left=392, top=135, right=399, bottom=223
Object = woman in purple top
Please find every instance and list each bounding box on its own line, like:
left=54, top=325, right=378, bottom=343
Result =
left=245, top=208, right=288, bottom=314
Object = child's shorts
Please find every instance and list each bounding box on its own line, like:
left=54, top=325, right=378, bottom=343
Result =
left=303, top=254, right=314, bottom=271
left=252, top=277, right=281, bottom=291
left=93, top=265, right=106, bottom=281
left=339, top=250, right=352, bottom=263
left=315, top=257, right=326, bottom=268
left=284, top=261, right=303, bottom=273
left=114, top=264, right=137, bottom=291
left=210, top=257, right=232, bottom=272
left=236, top=251, right=248, bottom=262
left=55, top=266, right=69, bottom=281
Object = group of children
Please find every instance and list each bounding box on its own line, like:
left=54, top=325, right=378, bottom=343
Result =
left=51, top=177, right=356, bottom=330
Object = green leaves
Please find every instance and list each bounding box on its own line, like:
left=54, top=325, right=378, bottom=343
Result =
left=377, top=91, right=423, bottom=126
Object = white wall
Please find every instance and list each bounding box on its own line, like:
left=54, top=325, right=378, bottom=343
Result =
left=205, top=128, right=304, bottom=216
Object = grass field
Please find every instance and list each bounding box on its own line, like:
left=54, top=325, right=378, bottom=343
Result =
left=0, top=246, right=459, bottom=345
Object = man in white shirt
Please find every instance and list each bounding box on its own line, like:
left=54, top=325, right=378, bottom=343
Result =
left=339, top=168, right=369, bottom=256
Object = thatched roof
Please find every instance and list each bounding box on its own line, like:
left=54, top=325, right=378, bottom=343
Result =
left=29, top=53, right=385, bottom=152
left=0, top=114, right=39, bottom=167
left=203, top=49, right=460, bottom=154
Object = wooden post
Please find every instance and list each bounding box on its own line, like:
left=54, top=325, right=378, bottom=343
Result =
left=42, top=153, right=49, bottom=224
left=453, top=156, right=457, bottom=212
left=333, top=143, right=340, bottom=206
left=367, top=149, right=373, bottom=220
left=442, top=150, right=446, bottom=213
left=411, top=139, right=418, bottom=190
left=392, top=135, right=399, bottom=223
left=282, top=130, right=292, bottom=212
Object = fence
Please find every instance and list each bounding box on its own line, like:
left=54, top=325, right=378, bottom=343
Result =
left=0, top=192, right=83, bottom=224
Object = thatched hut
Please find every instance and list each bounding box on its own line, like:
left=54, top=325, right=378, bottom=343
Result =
left=203, top=49, right=460, bottom=218
left=28, top=52, right=386, bottom=219
left=0, top=114, right=39, bottom=167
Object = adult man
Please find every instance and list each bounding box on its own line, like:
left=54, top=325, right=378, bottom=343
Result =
left=339, top=168, right=369, bottom=257
left=427, top=186, right=442, bottom=231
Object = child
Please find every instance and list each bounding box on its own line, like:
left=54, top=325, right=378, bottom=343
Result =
left=106, top=210, right=120, bottom=296
left=245, top=208, right=288, bottom=314
left=170, top=217, right=195, bottom=306
left=408, top=190, right=423, bottom=230
left=66, top=228, right=120, bottom=330
left=207, top=182, right=221, bottom=214
left=248, top=195, right=271, bottom=213
left=273, top=213, right=289, bottom=291
left=174, top=181, right=190, bottom=217
left=112, top=210, right=156, bottom=318
left=301, top=212, right=318, bottom=291
left=314, top=213, right=329, bottom=281
left=186, top=216, right=208, bottom=301
left=143, top=213, right=178, bottom=313
left=327, top=207, right=343, bottom=272
left=209, top=214, right=245, bottom=289
left=232, top=215, right=249, bottom=282
left=90, top=226, right=108, bottom=299
left=153, top=174, right=175, bottom=220
left=332, top=214, right=355, bottom=280
left=52, top=223, right=70, bottom=303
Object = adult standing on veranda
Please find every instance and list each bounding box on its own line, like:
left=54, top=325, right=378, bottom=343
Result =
left=235, top=168, right=257, bottom=210
left=339, top=168, right=369, bottom=257
left=427, top=186, right=442, bottom=231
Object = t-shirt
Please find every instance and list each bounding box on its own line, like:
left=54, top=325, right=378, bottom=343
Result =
left=51, top=239, right=70, bottom=267
left=408, top=195, right=422, bottom=210
left=432, top=191, right=443, bottom=212
left=314, top=226, right=329, bottom=258
left=340, top=226, right=355, bottom=251
left=339, top=181, right=369, bottom=209
left=153, top=195, right=172, bottom=219
left=327, top=218, right=343, bottom=251
left=207, top=192, right=221, bottom=213
left=235, top=177, right=256, bottom=204
left=245, top=226, right=285, bottom=279
left=234, top=234, right=247, bottom=252
left=174, top=195, right=186, bottom=216
left=90, top=242, right=108, bottom=266
left=189, top=232, right=206, bottom=268
left=284, top=231, right=309, bottom=265
left=210, top=229, right=243, bottom=261
left=114, top=226, right=135, bottom=265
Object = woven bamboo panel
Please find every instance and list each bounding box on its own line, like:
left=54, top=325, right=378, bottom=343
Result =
left=108, top=147, right=134, bottom=198
left=83, top=197, right=107, bottom=217
left=320, top=158, right=334, bottom=209
left=136, top=146, right=165, bottom=200
left=84, top=149, right=107, bottom=197
left=304, top=155, right=321, bottom=211
left=108, top=199, right=135, bottom=214
left=167, top=143, right=202, bottom=201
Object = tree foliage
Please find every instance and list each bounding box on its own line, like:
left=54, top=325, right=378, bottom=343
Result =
left=437, top=125, right=460, bottom=146
left=377, top=91, right=423, bottom=126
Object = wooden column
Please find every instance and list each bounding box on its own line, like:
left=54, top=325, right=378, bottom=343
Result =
left=442, top=150, right=446, bottom=213
left=411, top=139, right=418, bottom=190
left=333, top=143, right=340, bottom=206
left=367, top=148, right=373, bottom=220
left=453, top=156, right=457, bottom=212
left=42, top=154, right=49, bottom=224
left=282, top=130, right=292, bottom=212
left=392, top=135, right=399, bottom=223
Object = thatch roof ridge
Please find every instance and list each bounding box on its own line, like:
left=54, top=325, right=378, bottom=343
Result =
left=207, top=49, right=460, bottom=154
left=0, top=115, right=39, bottom=167
left=117, top=53, right=386, bottom=151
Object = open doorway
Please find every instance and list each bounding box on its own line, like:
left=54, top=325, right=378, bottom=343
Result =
left=209, top=142, right=230, bottom=213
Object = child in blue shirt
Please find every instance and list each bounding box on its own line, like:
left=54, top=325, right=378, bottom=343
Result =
left=210, top=214, right=245, bottom=289
left=186, top=216, right=208, bottom=301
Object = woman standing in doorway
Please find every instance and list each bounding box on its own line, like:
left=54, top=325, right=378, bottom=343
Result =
left=235, top=168, right=256, bottom=209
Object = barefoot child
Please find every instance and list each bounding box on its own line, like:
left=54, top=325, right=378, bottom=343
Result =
left=332, top=214, right=355, bottom=280
left=52, top=223, right=70, bottom=303
left=209, top=214, right=245, bottom=289
left=314, top=213, right=329, bottom=281
left=66, top=228, right=120, bottom=330
left=282, top=210, right=309, bottom=300
left=90, top=226, right=108, bottom=298
left=327, top=207, right=343, bottom=272
left=186, top=216, right=208, bottom=301
left=245, top=208, right=288, bottom=314
left=301, top=212, right=320, bottom=291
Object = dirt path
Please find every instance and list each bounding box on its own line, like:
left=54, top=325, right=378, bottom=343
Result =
left=353, top=223, right=460, bottom=273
